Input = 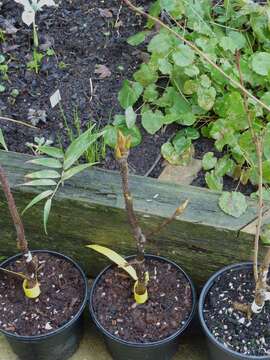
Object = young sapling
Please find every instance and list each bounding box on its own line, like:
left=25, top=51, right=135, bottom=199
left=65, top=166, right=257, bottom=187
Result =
left=0, top=165, right=40, bottom=298
left=88, top=130, right=188, bottom=304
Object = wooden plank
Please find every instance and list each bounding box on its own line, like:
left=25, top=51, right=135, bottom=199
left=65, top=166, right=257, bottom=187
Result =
left=0, top=151, right=258, bottom=285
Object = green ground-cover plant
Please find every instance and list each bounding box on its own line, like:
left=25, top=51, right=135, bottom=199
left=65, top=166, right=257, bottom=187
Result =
left=122, top=0, right=270, bottom=324
left=114, top=0, right=270, bottom=205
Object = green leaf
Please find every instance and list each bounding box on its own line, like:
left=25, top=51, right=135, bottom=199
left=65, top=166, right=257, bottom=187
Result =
left=205, top=171, right=223, bottom=191
left=26, top=170, right=60, bottom=179
left=251, top=52, right=270, bottom=76
left=184, top=65, right=200, bottom=77
left=161, top=142, right=183, bottom=165
left=0, top=129, right=8, bottom=151
left=219, top=192, right=247, bottom=218
left=172, top=44, right=195, bottom=67
left=159, top=0, right=185, bottom=18
left=177, top=113, right=196, bottom=126
left=22, top=179, right=57, bottom=186
left=64, top=126, right=101, bottom=170
left=133, top=63, right=158, bottom=87
left=62, top=163, right=95, bottom=181
left=260, top=224, right=270, bottom=246
left=39, top=146, right=64, bottom=159
left=183, top=80, right=198, bottom=95
left=125, top=106, right=137, bottom=128
left=43, top=198, right=52, bottom=235
left=27, top=157, right=62, bottom=168
left=148, top=32, right=173, bottom=54
left=86, top=244, right=138, bottom=281
left=158, top=58, right=173, bottom=75
left=22, top=190, right=53, bottom=214
left=127, top=31, right=148, bottom=46
left=103, top=125, right=141, bottom=148
left=118, top=80, right=143, bottom=109
left=215, top=157, right=234, bottom=177
left=202, top=152, right=217, bottom=171
left=197, top=86, right=216, bottom=111
left=143, top=84, right=159, bottom=102
left=141, top=109, right=164, bottom=135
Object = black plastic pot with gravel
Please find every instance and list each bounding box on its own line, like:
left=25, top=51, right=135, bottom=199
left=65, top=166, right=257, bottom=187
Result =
left=199, top=262, right=270, bottom=360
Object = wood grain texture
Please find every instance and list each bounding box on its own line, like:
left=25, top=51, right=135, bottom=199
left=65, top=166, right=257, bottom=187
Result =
left=0, top=151, right=259, bottom=285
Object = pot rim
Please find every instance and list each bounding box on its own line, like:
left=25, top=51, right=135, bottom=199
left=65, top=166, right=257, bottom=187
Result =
left=198, top=261, right=270, bottom=360
left=0, top=250, right=88, bottom=341
left=89, top=253, right=196, bottom=348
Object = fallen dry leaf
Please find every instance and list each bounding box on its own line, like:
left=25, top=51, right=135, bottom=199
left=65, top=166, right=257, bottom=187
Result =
left=94, top=64, right=111, bottom=79
left=98, top=8, right=113, bottom=18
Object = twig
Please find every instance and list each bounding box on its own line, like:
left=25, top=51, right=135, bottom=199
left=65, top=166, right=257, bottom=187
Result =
left=0, top=116, right=37, bottom=129
left=0, top=165, right=37, bottom=285
left=122, top=0, right=270, bottom=113
left=146, top=200, right=188, bottom=238
left=235, top=52, right=263, bottom=283
left=144, top=154, right=161, bottom=177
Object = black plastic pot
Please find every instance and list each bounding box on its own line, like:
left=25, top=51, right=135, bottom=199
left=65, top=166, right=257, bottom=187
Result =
left=199, top=262, right=270, bottom=360
left=0, top=250, right=88, bottom=360
left=89, top=254, right=196, bottom=360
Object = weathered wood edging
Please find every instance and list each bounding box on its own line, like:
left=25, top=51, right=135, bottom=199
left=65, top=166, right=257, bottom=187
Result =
left=0, top=151, right=264, bottom=285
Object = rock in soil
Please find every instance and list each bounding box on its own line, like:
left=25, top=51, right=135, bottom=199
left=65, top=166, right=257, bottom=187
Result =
left=92, top=258, right=193, bottom=343
left=204, top=266, right=270, bottom=356
left=0, top=253, right=85, bottom=336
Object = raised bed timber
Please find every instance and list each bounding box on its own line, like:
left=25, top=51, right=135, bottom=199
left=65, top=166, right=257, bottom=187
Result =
left=0, top=150, right=267, bottom=286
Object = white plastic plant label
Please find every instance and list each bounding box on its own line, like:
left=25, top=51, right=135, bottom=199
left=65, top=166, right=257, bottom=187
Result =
left=50, top=89, right=61, bottom=108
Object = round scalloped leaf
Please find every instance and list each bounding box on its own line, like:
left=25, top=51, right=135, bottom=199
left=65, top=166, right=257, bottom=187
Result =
left=219, top=191, right=247, bottom=218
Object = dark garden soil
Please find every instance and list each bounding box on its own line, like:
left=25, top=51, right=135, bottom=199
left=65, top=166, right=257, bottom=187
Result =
left=0, top=0, right=170, bottom=178
left=0, top=253, right=85, bottom=336
left=92, top=258, right=193, bottom=343
left=204, top=266, right=270, bottom=356
left=0, top=0, right=257, bottom=192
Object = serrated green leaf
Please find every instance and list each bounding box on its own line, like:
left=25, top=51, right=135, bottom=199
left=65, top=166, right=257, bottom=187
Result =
left=141, top=109, right=164, bottom=135
left=158, top=58, right=173, bottom=75
left=127, top=31, right=147, bottom=46
left=197, top=86, right=216, bottom=111
left=215, top=157, right=234, bottom=177
left=39, top=146, right=64, bottom=159
left=143, top=84, right=159, bottom=102
left=26, top=170, right=60, bottom=179
left=125, top=106, right=137, bottom=128
left=118, top=80, right=143, bottom=109
left=219, top=192, right=247, bottom=218
left=44, top=198, right=52, bottom=234
left=62, top=163, right=95, bottom=181
left=0, top=129, right=8, bottom=151
left=251, top=52, right=270, bottom=76
left=22, top=179, right=57, bottom=186
left=202, top=152, right=217, bottom=171
left=27, top=157, right=62, bottom=168
left=22, top=190, right=53, bottom=214
left=64, top=126, right=101, bottom=170
left=148, top=32, right=173, bottom=54
left=133, top=63, right=158, bottom=87
left=205, top=171, right=223, bottom=191
left=172, top=44, right=195, bottom=67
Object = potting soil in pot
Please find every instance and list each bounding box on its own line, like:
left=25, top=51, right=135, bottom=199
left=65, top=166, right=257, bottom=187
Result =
left=204, top=267, right=270, bottom=356
left=0, top=253, right=85, bottom=336
left=92, top=258, right=192, bottom=343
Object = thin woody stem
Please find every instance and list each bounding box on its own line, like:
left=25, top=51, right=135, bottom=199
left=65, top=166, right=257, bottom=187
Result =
left=235, top=53, right=263, bottom=283
left=118, top=154, right=146, bottom=293
left=122, top=0, right=270, bottom=113
left=146, top=200, right=188, bottom=238
left=0, top=165, right=37, bottom=284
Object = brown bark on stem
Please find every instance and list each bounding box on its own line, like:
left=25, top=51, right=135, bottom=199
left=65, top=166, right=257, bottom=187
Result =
left=0, top=165, right=37, bottom=286
left=118, top=154, right=147, bottom=294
